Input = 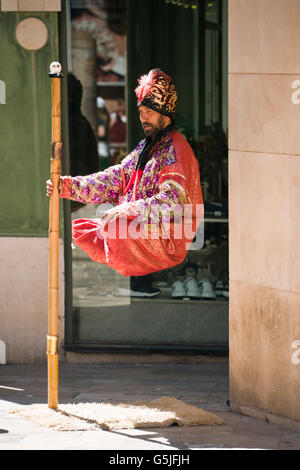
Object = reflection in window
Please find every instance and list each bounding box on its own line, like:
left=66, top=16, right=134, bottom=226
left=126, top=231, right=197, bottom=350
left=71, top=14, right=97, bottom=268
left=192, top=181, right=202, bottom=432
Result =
left=205, top=0, right=219, bottom=23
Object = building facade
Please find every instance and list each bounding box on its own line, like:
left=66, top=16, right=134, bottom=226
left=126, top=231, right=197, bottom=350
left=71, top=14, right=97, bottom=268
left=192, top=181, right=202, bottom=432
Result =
left=0, top=0, right=299, bottom=426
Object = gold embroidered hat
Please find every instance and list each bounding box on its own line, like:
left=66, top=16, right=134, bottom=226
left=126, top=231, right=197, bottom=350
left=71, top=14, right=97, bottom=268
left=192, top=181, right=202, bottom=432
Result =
left=135, top=68, right=178, bottom=120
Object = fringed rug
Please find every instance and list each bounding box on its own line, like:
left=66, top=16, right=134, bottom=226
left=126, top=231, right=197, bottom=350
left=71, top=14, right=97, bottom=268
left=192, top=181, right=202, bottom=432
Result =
left=11, top=396, right=225, bottom=431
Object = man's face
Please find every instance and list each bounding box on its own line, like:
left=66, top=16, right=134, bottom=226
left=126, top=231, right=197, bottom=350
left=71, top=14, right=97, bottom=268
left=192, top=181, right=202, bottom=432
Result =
left=138, top=105, right=170, bottom=138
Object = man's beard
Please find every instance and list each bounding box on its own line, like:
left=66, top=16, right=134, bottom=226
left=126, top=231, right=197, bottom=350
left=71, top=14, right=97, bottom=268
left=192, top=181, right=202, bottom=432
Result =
left=142, top=115, right=166, bottom=138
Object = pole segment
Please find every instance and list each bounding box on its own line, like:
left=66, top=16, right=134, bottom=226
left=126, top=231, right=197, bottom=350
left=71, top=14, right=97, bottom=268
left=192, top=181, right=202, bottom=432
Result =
left=48, top=62, right=63, bottom=409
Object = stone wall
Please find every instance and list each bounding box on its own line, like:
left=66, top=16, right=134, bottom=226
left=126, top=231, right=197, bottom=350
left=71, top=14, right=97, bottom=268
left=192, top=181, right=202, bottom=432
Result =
left=228, top=0, right=300, bottom=422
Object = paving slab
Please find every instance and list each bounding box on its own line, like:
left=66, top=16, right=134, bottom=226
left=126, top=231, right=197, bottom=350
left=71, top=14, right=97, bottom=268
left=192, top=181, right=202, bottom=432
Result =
left=0, top=363, right=299, bottom=450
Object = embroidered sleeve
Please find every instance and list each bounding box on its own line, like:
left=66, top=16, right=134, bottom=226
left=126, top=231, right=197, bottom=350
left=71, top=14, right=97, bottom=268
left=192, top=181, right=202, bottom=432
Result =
left=59, top=151, right=140, bottom=204
left=133, top=176, right=187, bottom=224
left=101, top=169, right=188, bottom=227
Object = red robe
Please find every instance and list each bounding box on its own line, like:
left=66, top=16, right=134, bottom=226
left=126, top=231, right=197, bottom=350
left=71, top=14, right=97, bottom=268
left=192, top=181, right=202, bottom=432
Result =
left=60, top=130, right=203, bottom=276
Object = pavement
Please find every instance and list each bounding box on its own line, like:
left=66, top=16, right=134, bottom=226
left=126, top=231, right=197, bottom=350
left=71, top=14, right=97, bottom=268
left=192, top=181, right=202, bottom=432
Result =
left=0, top=361, right=300, bottom=451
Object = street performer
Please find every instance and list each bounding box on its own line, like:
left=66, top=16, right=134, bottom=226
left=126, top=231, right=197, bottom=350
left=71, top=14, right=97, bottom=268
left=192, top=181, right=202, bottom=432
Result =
left=47, top=68, right=203, bottom=277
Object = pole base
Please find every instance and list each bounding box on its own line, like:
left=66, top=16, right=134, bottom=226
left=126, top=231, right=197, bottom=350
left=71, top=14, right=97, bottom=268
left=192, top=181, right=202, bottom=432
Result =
left=47, top=353, right=58, bottom=409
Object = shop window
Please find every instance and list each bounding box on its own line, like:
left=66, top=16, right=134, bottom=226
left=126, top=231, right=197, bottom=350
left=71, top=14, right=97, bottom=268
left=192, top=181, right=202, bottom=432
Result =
left=65, top=0, right=228, bottom=353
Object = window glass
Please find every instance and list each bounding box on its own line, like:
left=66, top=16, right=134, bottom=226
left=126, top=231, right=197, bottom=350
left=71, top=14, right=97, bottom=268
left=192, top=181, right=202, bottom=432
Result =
left=66, top=0, right=228, bottom=351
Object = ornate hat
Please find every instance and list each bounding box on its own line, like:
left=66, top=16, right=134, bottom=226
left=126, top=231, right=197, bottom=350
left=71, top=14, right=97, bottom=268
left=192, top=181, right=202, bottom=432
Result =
left=135, top=69, right=178, bottom=120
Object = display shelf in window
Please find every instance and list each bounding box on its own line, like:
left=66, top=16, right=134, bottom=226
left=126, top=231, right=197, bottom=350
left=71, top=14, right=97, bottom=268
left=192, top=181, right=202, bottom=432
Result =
left=97, top=81, right=125, bottom=87
left=204, top=217, right=228, bottom=223
left=204, top=201, right=228, bottom=223
left=110, top=142, right=127, bottom=148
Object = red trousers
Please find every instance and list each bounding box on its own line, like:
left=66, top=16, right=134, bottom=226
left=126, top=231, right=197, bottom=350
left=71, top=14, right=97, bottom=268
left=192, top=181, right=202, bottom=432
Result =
left=72, top=216, right=193, bottom=276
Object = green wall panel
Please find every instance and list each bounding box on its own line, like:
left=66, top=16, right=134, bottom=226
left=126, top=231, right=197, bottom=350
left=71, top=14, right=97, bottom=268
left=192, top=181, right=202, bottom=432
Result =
left=0, top=12, right=60, bottom=236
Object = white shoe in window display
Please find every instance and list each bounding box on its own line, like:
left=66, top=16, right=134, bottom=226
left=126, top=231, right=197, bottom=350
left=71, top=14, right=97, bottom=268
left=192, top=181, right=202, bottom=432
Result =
left=214, top=280, right=224, bottom=297
left=199, top=279, right=216, bottom=300
left=131, top=286, right=161, bottom=298
left=183, top=277, right=202, bottom=299
left=117, top=286, right=161, bottom=298
left=171, top=280, right=186, bottom=299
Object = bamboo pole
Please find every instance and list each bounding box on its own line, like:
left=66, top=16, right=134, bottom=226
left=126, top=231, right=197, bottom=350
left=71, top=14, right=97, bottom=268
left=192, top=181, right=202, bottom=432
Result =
left=48, top=62, right=63, bottom=409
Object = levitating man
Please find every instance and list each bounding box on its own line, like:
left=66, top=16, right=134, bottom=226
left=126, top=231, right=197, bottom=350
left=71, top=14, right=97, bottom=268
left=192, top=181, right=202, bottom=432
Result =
left=47, top=69, right=203, bottom=293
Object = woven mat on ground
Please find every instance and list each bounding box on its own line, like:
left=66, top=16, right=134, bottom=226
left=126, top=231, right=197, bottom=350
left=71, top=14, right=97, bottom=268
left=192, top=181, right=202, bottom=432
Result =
left=11, top=396, right=225, bottom=431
